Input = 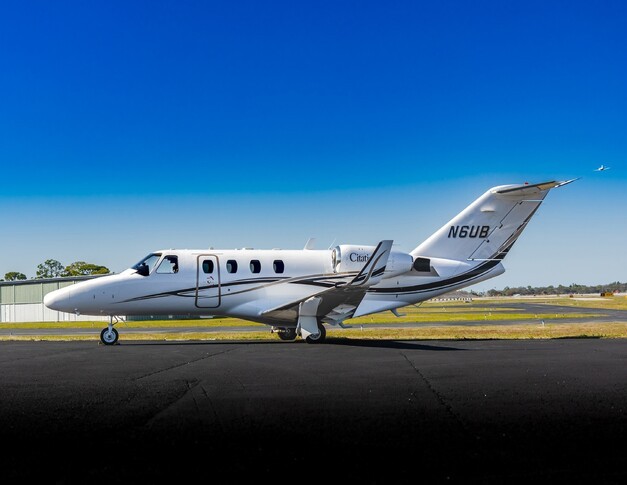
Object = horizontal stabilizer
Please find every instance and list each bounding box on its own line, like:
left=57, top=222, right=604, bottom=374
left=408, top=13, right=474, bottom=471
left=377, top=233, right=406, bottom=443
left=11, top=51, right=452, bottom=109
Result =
left=495, top=178, right=579, bottom=196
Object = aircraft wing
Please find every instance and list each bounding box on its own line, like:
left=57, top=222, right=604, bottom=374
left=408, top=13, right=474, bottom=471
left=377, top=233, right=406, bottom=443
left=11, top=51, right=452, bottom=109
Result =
left=261, top=240, right=393, bottom=325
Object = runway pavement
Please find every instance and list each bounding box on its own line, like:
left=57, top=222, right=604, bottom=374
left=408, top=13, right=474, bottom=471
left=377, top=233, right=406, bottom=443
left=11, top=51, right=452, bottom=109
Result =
left=2, top=338, right=627, bottom=484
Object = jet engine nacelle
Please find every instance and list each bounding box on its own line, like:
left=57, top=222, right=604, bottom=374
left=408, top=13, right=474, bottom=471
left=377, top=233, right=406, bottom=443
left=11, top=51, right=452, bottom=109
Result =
left=385, top=250, right=413, bottom=278
left=332, top=244, right=413, bottom=278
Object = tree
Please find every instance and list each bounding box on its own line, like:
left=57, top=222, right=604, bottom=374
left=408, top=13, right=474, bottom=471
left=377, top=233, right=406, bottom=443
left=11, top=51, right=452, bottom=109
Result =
left=4, top=272, right=27, bottom=281
left=62, top=262, right=110, bottom=276
left=36, top=259, right=65, bottom=279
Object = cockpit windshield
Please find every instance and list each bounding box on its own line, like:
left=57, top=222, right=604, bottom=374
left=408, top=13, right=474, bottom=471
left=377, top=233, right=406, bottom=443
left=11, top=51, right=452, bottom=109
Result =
left=132, top=253, right=162, bottom=276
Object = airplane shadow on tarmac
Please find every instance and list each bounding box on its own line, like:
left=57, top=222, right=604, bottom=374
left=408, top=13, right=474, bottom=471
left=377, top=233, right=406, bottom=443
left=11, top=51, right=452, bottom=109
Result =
left=325, top=338, right=465, bottom=351
left=115, top=338, right=465, bottom=351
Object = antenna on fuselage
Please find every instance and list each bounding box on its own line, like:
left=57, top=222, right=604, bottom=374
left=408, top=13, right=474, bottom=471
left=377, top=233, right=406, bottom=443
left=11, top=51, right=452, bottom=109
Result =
left=304, top=237, right=316, bottom=250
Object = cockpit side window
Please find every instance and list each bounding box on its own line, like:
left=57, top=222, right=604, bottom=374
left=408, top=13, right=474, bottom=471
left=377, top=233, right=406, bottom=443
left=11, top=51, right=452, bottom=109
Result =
left=156, top=255, right=179, bottom=274
left=132, top=253, right=162, bottom=276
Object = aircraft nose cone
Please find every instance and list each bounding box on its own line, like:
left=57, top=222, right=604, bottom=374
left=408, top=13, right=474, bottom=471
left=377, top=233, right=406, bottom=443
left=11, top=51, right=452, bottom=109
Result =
left=44, top=288, right=70, bottom=311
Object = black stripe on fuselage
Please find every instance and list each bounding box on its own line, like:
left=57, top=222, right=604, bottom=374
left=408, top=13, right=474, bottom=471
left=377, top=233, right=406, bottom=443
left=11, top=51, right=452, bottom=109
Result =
left=369, top=235, right=524, bottom=296
left=118, top=277, right=285, bottom=303
left=369, top=258, right=502, bottom=295
left=116, top=273, right=356, bottom=304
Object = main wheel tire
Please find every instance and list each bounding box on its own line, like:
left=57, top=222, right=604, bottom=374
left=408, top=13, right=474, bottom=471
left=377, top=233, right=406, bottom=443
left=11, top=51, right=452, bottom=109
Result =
left=100, top=327, right=119, bottom=345
left=277, top=328, right=297, bottom=341
left=305, top=323, right=326, bottom=344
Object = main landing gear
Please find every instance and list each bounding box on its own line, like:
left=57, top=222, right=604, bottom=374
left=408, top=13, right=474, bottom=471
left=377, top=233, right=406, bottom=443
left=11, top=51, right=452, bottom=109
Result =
left=275, top=327, right=297, bottom=341
left=100, top=316, right=122, bottom=345
left=272, top=322, right=327, bottom=343
left=304, top=322, right=326, bottom=344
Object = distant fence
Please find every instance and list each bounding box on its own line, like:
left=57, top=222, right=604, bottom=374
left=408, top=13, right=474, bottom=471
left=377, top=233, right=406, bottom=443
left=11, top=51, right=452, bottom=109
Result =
left=431, top=297, right=473, bottom=303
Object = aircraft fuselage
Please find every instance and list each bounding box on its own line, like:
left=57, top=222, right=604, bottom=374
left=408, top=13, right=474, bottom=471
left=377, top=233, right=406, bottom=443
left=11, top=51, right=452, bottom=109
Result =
left=44, top=247, right=503, bottom=326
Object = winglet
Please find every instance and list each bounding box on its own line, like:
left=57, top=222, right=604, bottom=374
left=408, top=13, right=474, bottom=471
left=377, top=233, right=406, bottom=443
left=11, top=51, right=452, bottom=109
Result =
left=349, top=240, right=393, bottom=287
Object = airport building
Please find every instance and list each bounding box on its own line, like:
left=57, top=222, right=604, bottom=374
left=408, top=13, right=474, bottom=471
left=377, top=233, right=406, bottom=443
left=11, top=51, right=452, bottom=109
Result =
left=0, top=276, right=109, bottom=323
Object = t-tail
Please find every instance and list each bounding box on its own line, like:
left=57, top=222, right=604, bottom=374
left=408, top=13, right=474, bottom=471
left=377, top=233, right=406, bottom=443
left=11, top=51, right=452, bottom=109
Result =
left=411, top=179, right=577, bottom=279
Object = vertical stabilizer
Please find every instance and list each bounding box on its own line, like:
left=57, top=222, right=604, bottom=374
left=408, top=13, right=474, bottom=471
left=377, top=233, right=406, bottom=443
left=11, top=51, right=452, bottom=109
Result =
left=411, top=180, right=574, bottom=263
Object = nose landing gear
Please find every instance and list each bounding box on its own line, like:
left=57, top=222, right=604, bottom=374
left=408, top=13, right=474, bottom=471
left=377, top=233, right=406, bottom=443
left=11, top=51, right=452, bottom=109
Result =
left=100, top=316, right=123, bottom=345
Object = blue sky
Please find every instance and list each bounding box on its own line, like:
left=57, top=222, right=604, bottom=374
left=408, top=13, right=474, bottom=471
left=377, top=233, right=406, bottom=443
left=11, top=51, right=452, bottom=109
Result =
left=1, top=0, right=625, bottom=289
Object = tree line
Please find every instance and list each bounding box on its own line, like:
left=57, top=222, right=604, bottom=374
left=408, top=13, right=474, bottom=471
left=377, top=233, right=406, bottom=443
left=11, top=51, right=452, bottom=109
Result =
left=474, top=281, right=627, bottom=297
left=2, top=259, right=110, bottom=281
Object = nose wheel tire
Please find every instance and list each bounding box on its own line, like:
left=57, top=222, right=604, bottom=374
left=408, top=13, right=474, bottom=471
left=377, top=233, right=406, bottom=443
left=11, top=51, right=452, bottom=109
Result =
left=100, top=327, right=119, bottom=345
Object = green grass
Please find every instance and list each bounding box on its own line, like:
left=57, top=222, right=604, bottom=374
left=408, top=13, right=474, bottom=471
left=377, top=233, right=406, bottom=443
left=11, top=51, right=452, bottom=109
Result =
left=540, top=297, right=627, bottom=311
left=348, top=310, right=600, bottom=325
left=0, top=317, right=262, bottom=330
left=0, top=308, right=601, bottom=330
left=476, top=295, right=627, bottom=310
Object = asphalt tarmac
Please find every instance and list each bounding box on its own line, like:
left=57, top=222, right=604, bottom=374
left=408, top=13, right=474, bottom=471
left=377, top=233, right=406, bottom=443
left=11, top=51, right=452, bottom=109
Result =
left=2, top=338, right=627, bottom=484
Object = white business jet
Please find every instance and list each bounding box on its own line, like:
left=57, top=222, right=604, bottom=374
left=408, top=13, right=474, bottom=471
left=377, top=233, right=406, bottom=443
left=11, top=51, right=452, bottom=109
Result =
left=44, top=179, right=576, bottom=345
left=594, top=165, right=611, bottom=171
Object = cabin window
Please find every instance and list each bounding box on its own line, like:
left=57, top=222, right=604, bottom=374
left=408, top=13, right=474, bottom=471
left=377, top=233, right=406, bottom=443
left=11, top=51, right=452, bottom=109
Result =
left=273, top=260, right=285, bottom=274
left=156, top=255, right=179, bottom=274
left=226, top=260, right=238, bottom=273
left=132, top=253, right=162, bottom=276
left=202, top=260, right=214, bottom=274
left=250, top=260, right=261, bottom=273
